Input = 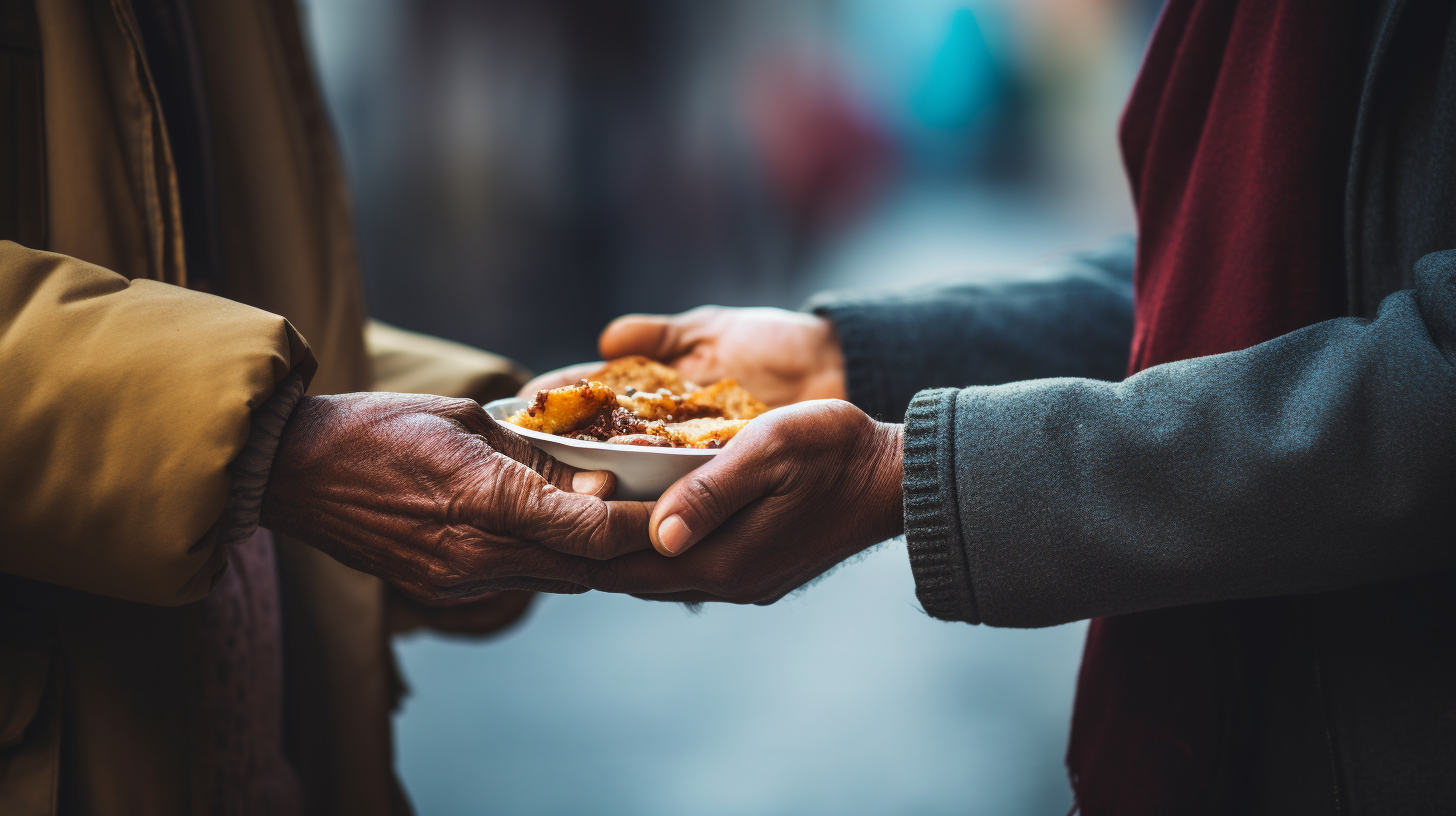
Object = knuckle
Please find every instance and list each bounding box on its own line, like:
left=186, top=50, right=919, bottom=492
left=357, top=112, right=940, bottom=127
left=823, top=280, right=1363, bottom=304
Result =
left=420, top=557, right=461, bottom=591
left=571, top=505, right=618, bottom=558
left=682, top=473, right=734, bottom=522
left=531, top=450, right=566, bottom=482
left=526, top=493, right=608, bottom=554
left=442, top=397, right=481, bottom=416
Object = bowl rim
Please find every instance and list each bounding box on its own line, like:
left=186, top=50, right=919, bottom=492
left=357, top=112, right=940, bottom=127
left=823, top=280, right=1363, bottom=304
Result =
left=483, top=397, right=722, bottom=457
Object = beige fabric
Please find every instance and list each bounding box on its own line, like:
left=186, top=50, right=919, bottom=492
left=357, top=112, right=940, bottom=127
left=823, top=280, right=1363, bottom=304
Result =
left=192, top=0, right=371, bottom=397
left=367, top=319, right=531, bottom=404
left=40, top=0, right=183, bottom=286
left=0, top=1, right=528, bottom=814
left=0, top=245, right=311, bottom=603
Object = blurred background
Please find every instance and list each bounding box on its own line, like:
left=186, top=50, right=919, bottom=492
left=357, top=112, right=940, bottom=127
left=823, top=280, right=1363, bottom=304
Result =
left=297, top=1, right=1161, bottom=813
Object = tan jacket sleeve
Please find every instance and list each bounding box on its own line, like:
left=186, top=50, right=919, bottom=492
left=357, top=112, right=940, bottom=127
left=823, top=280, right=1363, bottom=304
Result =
left=365, top=320, right=529, bottom=404
left=0, top=241, right=315, bottom=606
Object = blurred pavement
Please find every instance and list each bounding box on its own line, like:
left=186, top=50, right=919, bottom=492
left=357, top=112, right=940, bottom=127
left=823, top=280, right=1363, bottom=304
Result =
left=394, top=541, right=1089, bottom=816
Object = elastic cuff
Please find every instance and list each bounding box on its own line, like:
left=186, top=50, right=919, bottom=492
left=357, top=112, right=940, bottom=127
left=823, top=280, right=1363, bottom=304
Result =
left=902, top=388, right=981, bottom=623
left=216, top=370, right=309, bottom=548
left=804, top=295, right=892, bottom=419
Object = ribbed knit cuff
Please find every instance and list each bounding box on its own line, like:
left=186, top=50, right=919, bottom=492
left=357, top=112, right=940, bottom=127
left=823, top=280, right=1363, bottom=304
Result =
left=902, top=388, right=981, bottom=623
left=805, top=296, right=896, bottom=420
left=216, top=370, right=309, bottom=549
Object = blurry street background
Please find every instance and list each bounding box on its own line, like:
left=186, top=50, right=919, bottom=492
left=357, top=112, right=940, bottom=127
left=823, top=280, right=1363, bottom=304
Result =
left=298, top=1, right=1161, bottom=813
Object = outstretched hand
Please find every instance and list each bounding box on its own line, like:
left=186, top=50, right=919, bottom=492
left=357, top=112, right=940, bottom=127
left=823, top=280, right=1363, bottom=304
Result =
left=261, top=393, right=654, bottom=601
left=578, top=400, right=903, bottom=604
left=594, top=306, right=847, bottom=408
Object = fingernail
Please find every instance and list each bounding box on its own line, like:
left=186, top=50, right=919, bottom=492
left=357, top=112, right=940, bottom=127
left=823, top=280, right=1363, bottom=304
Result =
left=572, top=470, right=610, bottom=496
left=657, top=514, right=692, bottom=555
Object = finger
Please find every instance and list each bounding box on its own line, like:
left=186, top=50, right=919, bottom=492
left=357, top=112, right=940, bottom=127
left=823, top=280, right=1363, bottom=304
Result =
left=436, top=539, right=609, bottom=597
left=517, top=362, right=603, bottom=398
left=648, top=448, right=768, bottom=557
left=569, top=548, right=697, bottom=595
left=569, top=470, right=616, bottom=498
left=493, top=457, right=655, bottom=558
left=451, top=405, right=614, bottom=495
left=599, top=314, right=688, bottom=361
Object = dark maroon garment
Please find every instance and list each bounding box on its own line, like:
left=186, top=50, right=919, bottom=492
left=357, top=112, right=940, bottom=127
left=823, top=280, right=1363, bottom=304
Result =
left=186, top=529, right=307, bottom=816
left=1123, top=0, right=1369, bottom=374
left=1067, top=1, right=1375, bottom=812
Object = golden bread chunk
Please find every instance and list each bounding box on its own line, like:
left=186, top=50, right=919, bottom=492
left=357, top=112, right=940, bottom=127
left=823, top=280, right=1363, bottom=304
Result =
left=510, top=359, right=766, bottom=448
left=590, top=356, right=687, bottom=396
left=617, top=389, right=682, bottom=421
left=659, top=417, right=749, bottom=448
left=677, top=379, right=767, bottom=420
left=508, top=380, right=616, bottom=435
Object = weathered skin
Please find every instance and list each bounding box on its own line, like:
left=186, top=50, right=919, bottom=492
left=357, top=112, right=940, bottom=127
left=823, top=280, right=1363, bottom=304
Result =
left=261, top=393, right=653, bottom=601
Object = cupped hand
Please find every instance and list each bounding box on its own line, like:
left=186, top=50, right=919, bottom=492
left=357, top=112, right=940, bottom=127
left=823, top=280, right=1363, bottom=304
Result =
left=260, top=393, right=654, bottom=602
left=577, top=400, right=903, bottom=604
left=596, top=306, right=847, bottom=408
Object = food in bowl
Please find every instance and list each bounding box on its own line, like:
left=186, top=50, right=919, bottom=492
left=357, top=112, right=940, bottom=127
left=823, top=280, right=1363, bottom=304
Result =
left=507, top=356, right=766, bottom=449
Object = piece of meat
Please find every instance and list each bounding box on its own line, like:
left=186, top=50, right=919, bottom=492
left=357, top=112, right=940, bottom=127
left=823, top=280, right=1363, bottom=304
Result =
left=590, top=356, right=687, bottom=396
left=561, top=407, right=649, bottom=441
left=508, top=380, right=617, bottom=435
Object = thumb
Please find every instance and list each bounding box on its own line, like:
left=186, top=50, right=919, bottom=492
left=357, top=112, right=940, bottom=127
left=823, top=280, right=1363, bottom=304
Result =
left=503, top=462, right=656, bottom=559
left=649, top=453, right=765, bottom=556
left=599, top=313, right=687, bottom=361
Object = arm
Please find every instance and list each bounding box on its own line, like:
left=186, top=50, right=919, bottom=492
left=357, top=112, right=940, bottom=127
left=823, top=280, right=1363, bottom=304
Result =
left=576, top=249, right=1456, bottom=628
left=806, top=234, right=1135, bottom=421
left=903, top=249, right=1456, bottom=627
left=591, top=236, right=1134, bottom=422
left=0, top=242, right=649, bottom=608
left=0, top=242, right=314, bottom=605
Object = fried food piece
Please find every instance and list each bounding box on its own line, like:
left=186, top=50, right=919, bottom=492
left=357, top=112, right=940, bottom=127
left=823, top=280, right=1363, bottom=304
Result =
left=508, top=380, right=616, bottom=435
left=676, top=379, right=767, bottom=421
left=617, top=389, right=683, bottom=421
left=509, top=360, right=765, bottom=448
left=590, top=356, right=687, bottom=396
left=658, top=417, right=749, bottom=448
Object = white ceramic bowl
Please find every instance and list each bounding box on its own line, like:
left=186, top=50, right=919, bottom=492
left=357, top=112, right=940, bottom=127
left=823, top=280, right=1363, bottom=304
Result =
left=484, top=397, right=718, bottom=501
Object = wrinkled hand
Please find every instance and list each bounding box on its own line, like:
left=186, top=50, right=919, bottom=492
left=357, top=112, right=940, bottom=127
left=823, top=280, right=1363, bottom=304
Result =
left=579, top=400, right=903, bottom=604
left=260, top=393, right=653, bottom=601
left=587, top=306, right=846, bottom=408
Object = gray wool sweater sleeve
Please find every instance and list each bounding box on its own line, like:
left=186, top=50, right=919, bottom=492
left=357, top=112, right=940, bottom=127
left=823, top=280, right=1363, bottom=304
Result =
left=806, top=235, right=1136, bottom=422
left=901, top=249, right=1456, bottom=627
